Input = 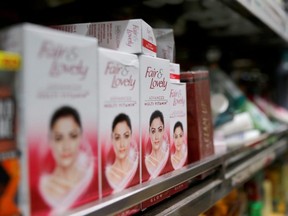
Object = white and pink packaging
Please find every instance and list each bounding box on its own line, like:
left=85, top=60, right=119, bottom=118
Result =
left=153, top=28, right=175, bottom=63
left=169, top=82, right=188, bottom=171
left=52, top=19, right=157, bottom=57
left=169, top=62, right=180, bottom=83
left=139, top=55, right=172, bottom=209
left=0, top=23, right=99, bottom=216
left=169, top=80, right=189, bottom=196
left=98, top=47, right=140, bottom=201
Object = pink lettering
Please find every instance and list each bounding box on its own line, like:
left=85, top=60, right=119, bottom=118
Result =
left=126, top=29, right=133, bottom=47
left=38, top=40, right=77, bottom=61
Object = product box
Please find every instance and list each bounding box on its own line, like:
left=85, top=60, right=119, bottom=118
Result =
left=0, top=157, right=20, bottom=216
left=169, top=81, right=189, bottom=196
left=153, top=28, right=175, bottom=63
left=0, top=23, right=99, bottom=216
left=52, top=19, right=157, bottom=57
left=0, top=70, right=17, bottom=153
left=98, top=47, right=140, bottom=200
left=180, top=71, right=214, bottom=163
left=169, top=63, right=187, bottom=170
left=169, top=62, right=180, bottom=83
left=169, top=82, right=188, bottom=170
left=139, top=54, right=172, bottom=209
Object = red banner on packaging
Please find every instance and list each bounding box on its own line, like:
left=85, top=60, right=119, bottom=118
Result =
left=142, top=39, right=157, bottom=53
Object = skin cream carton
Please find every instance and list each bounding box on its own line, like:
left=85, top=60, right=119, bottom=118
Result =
left=52, top=19, right=157, bottom=57
left=169, top=64, right=189, bottom=196
left=0, top=23, right=99, bottom=216
left=153, top=28, right=175, bottom=63
left=169, top=62, right=180, bottom=83
left=98, top=47, right=140, bottom=200
left=139, top=54, right=172, bottom=210
left=0, top=50, right=21, bottom=154
left=180, top=71, right=215, bottom=163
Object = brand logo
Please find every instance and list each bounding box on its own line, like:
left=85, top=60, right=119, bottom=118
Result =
left=105, top=61, right=136, bottom=90
left=145, top=66, right=167, bottom=91
left=38, top=40, right=89, bottom=80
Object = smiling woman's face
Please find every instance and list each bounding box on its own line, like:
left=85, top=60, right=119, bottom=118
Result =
left=112, top=121, right=131, bottom=160
left=149, top=117, right=164, bottom=151
left=174, top=126, right=184, bottom=151
left=50, top=116, right=81, bottom=169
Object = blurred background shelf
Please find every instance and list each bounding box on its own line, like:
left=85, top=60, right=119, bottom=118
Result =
left=221, top=0, right=288, bottom=43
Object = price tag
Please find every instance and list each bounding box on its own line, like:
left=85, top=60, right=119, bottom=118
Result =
left=0, top=51, right=21, bottom=71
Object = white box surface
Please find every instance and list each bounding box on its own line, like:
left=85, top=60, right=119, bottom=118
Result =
left=98, top=47, right=140, bottom=198
left=139, top=55, right=171, bottom=182
left=169, top=82, right=188, bottom=170
left=169, top=62, right=180, bottom=83
left=53, top=19, right=157, bottom=57
left=153, top=28, right=175, bottom=62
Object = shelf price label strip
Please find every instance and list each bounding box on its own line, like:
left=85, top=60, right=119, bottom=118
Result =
left=67, top=154, right=223, bottom=216
left=139, top=179, right=223, bottom=216
left=0, top=50, right=21, bottom=71
left=226, top=139, right=287, bottom=187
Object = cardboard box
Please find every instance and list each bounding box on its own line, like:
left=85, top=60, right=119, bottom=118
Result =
left=0, top=23, right=99, bottom=216
left=0, top=158, right=21, bottom=216
left=52, top=19, right=157, bottom=57
left=180, top=71, right=214, bottom=163
left=168, top=62, right=189, bottom=196
left=169, top=82, right=188, bottom=170
left=139, top=54, right=172, bottom=210
left=98, top=47, right=140, bottom=199
left=169, top=62, right=180, bottom=83
left=153, top=28, right=175, bottom=63
left=0, top=71, right=17, bottom=153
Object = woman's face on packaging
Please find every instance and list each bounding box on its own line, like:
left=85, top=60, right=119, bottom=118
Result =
left=112, top=121, right=131, bottom=160
left=149, top=117, right=164, bottom=151
left=50, top=116, right=81, bottom=168
left=174, top=126, right=184, bottom=151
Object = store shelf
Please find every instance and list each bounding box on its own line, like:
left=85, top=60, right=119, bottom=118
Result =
left=220, top=0, right=288, bottom=43
left=65, top=126, right=288, bottom=216
left=66, top=151, right=223, bottom=216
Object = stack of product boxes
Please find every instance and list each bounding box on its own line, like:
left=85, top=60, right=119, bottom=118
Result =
left=0, top=51, right=21, bottom=216
left=0, top=18, right=214, bottom=216
left=54, top=19, right=185, bottom=214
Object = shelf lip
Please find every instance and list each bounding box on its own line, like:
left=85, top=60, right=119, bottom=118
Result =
left=147, top=179, right=223, bottom=216
left=66, top=153, right=223, bottom=216
left=221, top=0, right=288, bottom=42
left=225, top=138, right=286, bottom=180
